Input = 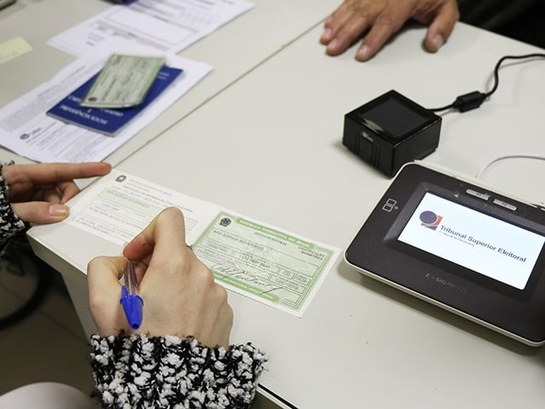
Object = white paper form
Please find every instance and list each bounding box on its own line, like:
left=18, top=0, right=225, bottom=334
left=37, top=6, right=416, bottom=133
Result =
left=65, top=170, right=339, bottom=317
left=48, top=0, right=254, bottom=57
left=0, top=44, right=211, bottom=163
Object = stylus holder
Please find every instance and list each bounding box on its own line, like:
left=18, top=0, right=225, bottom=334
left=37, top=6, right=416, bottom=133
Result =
left=343, top=90, right=441, bottom=177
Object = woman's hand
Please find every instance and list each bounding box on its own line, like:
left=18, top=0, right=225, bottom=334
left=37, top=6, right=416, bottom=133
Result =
left=3, top=162, right=111, bottom=224
left=88, top=207, right=233, bottom=348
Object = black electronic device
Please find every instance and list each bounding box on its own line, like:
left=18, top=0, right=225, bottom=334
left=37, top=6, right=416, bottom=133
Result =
left=345, top=162, right=545, bottom=346
left=343, top=90, right=441, bottom=177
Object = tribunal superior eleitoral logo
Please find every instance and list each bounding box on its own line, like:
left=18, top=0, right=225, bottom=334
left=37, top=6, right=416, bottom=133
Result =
left=419, top=210, right=443, bottom=230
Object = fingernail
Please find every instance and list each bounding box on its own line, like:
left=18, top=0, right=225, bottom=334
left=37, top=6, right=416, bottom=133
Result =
left=327, top=39, right=338, bottom=53
left=321, top=28, right=332, bottom=42
left=49, top=204, right=68, bottom=217
left=356, top=45, right=371, bottom=61
left=429, top=35, right=444, bottom=52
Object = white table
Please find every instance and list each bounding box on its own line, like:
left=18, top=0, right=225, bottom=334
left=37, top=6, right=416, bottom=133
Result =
left=29, top=20, right=545, bottom=409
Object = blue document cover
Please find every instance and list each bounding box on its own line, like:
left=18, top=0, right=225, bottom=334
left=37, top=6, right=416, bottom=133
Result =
left=47, top=65, right=183, bottom=136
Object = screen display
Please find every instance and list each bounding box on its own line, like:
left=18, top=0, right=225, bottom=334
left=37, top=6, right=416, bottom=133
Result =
left=398, top=193, right=545, bottom=290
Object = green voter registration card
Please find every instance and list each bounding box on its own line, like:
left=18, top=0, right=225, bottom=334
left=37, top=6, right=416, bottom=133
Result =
left=192, top=213, right=335, bottom=314
left=81, top=54, right=165, bottom=108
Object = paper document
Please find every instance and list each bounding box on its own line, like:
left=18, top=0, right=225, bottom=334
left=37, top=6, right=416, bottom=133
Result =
left=0, top=44, right=211, bottom=163
left=65, top=170, right=339, bottom=316
left=48, top=0, right=254, bottom=56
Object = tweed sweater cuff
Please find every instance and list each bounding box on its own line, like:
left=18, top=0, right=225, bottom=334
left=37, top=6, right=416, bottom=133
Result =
left=90, top=334, right=267, bottom=409
left=0, top=164, right=26, bottom=253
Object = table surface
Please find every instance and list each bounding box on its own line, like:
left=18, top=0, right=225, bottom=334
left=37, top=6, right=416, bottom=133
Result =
left=21, top=3, right=545, bottom=408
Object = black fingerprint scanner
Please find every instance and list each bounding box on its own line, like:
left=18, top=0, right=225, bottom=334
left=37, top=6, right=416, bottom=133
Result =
left=342, top=90, right=441, bottom=177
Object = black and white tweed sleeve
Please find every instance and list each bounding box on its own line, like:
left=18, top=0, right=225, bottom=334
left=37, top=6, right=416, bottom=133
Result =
left=0, top=164, right=26, bottom=253
left=90, top=334, right=267, bottom=409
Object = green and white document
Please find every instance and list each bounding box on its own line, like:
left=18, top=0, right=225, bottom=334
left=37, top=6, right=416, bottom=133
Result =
left=65, top=171, right=339, bottom=316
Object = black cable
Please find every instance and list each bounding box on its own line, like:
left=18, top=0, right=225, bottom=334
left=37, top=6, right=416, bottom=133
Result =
left=0, top=238, right=50, bottom=330
left=0, top=267, right=49, bottom=330
left=428, top=53, right=545, bottom=113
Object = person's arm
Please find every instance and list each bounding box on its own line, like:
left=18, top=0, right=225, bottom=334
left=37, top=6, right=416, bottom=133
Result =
left=87, top=208, right=266, bottom=409
left=0, top=165, right=26, bottom=251
left=89, top=334, right=265, bottom=408
left=0, top=161, right=111, bottom=253
left=320, top=0, right=459, bottom=61
left=458, top=0, right=538, bottom=30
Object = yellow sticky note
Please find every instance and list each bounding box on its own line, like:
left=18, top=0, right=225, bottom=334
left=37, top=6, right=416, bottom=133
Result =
left=0, top=36, right=32, bottom=64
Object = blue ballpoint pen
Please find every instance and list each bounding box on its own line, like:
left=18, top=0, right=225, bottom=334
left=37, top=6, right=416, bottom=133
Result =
left=120, top=260, right=144, bottom=330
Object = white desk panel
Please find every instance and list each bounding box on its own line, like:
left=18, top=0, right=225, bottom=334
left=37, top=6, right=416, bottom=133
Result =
left=0, top=0, right=339, bottom=165
left=29, top=22, right=545, bottom=409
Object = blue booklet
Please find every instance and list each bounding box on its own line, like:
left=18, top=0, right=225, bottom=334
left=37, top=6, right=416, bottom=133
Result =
left=47, top=65, right=183, bottom=136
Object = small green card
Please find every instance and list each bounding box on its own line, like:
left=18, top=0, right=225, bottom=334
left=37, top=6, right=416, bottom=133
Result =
left=81, top=53, right=165, bottom=109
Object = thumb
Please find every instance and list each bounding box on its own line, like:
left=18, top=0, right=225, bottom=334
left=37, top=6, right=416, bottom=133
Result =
left=11, top=202, right=70, bottom=224
left=88, top=256, right=130, bottom=336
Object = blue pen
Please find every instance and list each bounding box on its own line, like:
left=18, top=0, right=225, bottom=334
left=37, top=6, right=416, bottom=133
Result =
left=120, top=260, right=143, bottom=330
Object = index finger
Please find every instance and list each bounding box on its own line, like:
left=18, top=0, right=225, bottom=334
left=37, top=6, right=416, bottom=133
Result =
left=123, top=207, right=187, bottom=263
left=4, top=162, right=111, bottom=186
